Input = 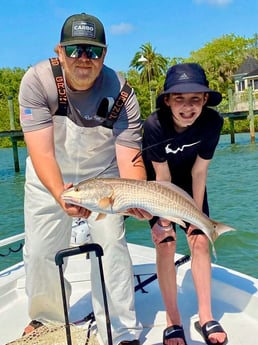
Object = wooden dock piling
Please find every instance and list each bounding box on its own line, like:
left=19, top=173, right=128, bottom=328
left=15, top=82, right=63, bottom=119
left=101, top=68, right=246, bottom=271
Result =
left=221, top=88, right=257, bottom=144
left=0, top=97, right=24, bottom=172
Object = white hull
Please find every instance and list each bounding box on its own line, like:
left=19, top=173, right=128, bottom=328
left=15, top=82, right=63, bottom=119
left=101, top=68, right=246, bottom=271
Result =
left=1, top=236, right=258, bottom=344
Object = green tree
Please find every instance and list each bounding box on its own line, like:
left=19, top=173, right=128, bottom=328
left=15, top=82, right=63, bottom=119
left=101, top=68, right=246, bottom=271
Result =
left=0, top=67, right=26, bottom=147
left=245, top=33, right=258, bottom=60
left=129, top=42, right=169, bottom=118
left=185, top=34, right=254, bottom=99
left=1, top=33, right=258, bottom=147
left=130, top=42, right=169, bottom=82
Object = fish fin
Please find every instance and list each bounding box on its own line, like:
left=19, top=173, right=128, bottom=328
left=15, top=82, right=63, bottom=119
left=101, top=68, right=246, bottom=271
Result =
left=211, top=244, right=217, bottom=261
left=118, top=211, right=131, bottom=216
left=98, top=196, right=113, bottom=209
left=165, top=217, right=186, bottom=228
left=151, top=180, right=198, bottom=208
left=95, top=213, right=107, bottom=220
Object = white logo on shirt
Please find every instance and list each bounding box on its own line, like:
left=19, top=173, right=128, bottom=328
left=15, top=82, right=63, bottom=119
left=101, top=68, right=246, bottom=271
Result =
left=165, top=141, right=201, bottom=154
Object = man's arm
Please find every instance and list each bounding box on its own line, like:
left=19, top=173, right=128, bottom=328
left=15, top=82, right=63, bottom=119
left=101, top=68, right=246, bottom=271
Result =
left=115, top=144, right=146, bottom=180
left=24, top=126, right=90, bottom=218
left=24, top=126, right=63, bottom=200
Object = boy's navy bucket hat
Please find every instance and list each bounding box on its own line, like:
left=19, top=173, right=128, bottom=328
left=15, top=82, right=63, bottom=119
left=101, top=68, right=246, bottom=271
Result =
left=157, top=63, right=222, bottom=107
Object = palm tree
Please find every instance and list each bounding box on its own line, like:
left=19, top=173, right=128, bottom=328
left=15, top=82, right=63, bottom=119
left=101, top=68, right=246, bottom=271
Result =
left=129, top=43, right=169, bottom=114
left=130, top=42, right=168, bottom=84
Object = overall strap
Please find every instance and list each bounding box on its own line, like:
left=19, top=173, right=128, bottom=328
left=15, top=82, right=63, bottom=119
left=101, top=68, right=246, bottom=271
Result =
left=49, top=58, right=131, bottom=126
left=102, top=81, right=132, bottom=129
left=49, top=57, right=68, bottom=116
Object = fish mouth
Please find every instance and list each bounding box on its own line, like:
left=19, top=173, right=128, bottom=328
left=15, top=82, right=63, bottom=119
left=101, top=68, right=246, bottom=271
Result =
left=62, top=196, right=81, bottom=205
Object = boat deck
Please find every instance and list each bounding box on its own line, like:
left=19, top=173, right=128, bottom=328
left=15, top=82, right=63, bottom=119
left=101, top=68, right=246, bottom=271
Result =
left=1, top=243, right=258, bottom=344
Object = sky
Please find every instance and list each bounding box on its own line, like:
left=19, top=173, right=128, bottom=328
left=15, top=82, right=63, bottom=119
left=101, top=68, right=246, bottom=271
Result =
left=1, top=0, right=258, bottom=72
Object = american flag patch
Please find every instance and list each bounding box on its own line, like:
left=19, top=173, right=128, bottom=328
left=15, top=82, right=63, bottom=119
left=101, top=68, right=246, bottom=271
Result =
left=20, top=107, right=33, bottom=121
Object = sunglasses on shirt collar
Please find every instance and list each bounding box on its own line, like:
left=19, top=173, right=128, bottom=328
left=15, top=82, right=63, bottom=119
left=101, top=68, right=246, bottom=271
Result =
left=64, top=45, right=104, bottom=59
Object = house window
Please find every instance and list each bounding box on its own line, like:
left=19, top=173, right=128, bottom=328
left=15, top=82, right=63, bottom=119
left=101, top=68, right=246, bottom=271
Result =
left=254, top=79, right=258, bottom=90
left=239, top=80, right=245, bottom=91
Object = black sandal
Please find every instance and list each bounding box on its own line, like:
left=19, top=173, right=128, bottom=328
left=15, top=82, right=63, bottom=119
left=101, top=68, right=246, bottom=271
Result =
left=163, top=325, right=187, bottom=345
left=194, top=320, right=228, bottom=345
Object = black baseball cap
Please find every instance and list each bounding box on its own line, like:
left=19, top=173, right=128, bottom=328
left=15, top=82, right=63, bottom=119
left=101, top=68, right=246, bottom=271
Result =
left=157, top=63, right=222, bottom=107
left=60, top=13, right=107, bottom=48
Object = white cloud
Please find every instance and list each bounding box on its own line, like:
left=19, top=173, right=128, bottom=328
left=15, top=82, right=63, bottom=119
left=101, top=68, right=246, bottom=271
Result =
left=109, top=22, right=134, bottom=35
left=194, top=0, right=232, bottom=5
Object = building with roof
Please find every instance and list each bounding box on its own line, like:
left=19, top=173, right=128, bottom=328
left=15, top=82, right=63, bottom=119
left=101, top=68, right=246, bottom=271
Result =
left=232, top=56, right=258, bottom=110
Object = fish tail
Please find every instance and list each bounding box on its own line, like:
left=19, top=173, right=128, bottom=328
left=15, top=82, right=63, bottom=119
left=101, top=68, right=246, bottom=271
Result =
left=213, top=221, right=236, bottom=241
left=207, top=221, right=235, bottom=261
left=211, top=244, right=217, bottom=261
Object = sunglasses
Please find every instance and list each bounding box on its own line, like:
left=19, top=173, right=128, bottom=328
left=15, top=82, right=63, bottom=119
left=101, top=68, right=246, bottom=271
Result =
left=64, top=45, right=104, bottom=59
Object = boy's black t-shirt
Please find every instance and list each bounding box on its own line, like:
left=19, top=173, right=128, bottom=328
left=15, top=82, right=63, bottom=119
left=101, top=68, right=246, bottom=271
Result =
left=143, top=107, right=223, bottom=215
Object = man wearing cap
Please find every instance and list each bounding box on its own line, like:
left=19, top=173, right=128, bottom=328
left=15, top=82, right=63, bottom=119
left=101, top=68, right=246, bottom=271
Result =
left=143, top=63, right=228, bottom=345
left=19, top=12, right=149, bottom=345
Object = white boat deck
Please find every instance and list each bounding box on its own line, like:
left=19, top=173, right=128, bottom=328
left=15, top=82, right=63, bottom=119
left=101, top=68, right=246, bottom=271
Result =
left=1, top=243, right=258, bottom=344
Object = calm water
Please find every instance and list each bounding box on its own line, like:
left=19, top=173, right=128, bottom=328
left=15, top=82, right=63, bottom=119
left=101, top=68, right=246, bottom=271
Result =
left=1, top=133, right=258, bottom=278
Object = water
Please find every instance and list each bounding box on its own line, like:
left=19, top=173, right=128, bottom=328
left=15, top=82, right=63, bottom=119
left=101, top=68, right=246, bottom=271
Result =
left=1, top=133, right=258, bottom=278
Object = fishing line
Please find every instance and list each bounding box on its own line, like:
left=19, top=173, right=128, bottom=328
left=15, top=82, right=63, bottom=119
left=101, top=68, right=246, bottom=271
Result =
left=131, top=138, right=174, bottom=163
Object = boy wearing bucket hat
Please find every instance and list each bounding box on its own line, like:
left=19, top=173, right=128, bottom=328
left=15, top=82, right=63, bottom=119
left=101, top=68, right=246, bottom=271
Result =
left=143, top=63, right=228, bottom=345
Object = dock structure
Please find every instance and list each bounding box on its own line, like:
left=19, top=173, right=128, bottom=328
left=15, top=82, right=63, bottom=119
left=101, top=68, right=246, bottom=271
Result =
left=1, top=89, right=258, bottom=172
left=220, top=109, right=258, bottom=144
left=221, top=87, right=257, bottom=144
left=0, top=97, right=24, bottom=172
left=0, top=130, right=24, bottom=172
